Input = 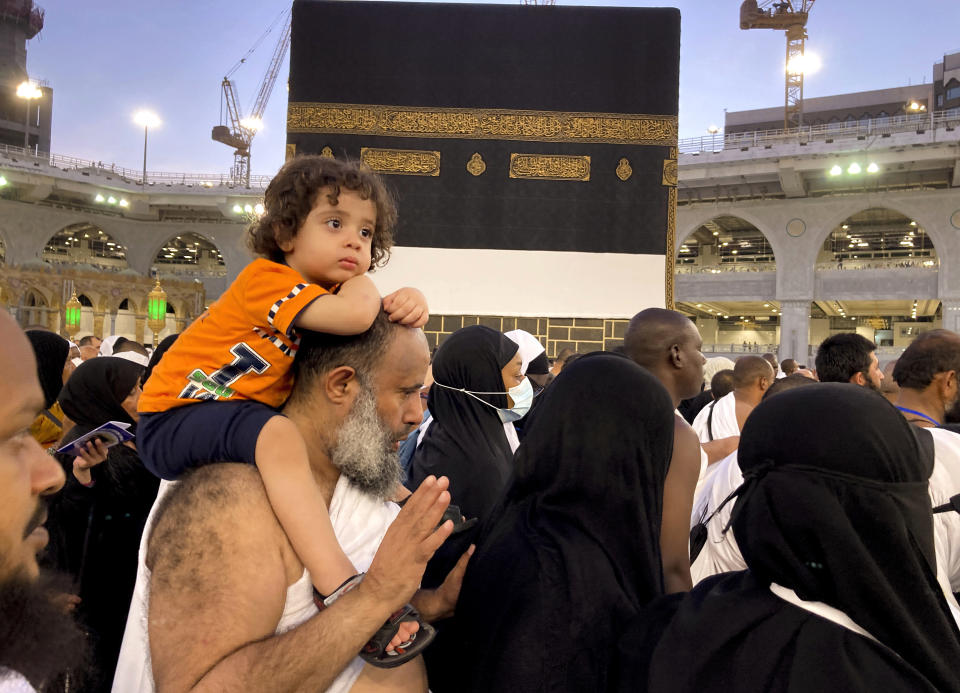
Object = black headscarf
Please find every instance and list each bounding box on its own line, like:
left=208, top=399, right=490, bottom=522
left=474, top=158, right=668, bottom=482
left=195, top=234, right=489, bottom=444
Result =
left=616, top=384, right=960, bottom=693
left=143, top=333, right=179, bottom=387
left=410, top=325, right=517, bottom=521
left=26, top=330, right=70, bottom=409
left=58, top=357, right=143, bottom=440
left=440, top=352, right=674, bottom=692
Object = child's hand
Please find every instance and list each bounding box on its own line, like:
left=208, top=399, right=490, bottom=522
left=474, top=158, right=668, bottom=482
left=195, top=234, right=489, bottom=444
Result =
left=383, top=287, right=429, bottom=328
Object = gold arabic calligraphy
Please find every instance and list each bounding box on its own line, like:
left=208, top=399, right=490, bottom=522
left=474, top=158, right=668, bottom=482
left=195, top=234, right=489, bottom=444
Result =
left=509, top=154, right=590, bottom=181
left=288, top=103, right=677, bottom=146
left=359, top=148, right=440, bottom=176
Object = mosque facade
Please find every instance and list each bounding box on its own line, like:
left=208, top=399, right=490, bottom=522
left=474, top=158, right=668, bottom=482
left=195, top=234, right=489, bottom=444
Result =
left=3, top=47, right=960, bottom=358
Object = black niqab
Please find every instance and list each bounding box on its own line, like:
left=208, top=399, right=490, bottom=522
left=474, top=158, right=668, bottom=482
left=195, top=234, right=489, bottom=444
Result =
left=442, top=353, right=674, bottom=692
left=617, top=384, right=960, bottom=693
left=410, top=325, right=517, bottom=521
left=26, top=330, right=70, bottom=409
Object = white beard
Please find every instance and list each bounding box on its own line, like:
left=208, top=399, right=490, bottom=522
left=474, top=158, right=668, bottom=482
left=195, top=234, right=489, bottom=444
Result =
left=329, top=385, right=402, bottom=500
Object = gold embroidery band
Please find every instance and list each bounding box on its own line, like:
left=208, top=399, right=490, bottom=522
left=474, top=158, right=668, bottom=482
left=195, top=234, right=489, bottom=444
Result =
left=360, top=147, right=440, bottom=176
left=664, top=145, right=678, bottom=310
left=288, top=103, right=677, bottom=146
left=509, top=153, right=590, bottom=181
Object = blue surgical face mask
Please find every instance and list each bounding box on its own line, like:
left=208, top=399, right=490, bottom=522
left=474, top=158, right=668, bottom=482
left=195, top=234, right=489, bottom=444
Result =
left=433, top=377, right=534, bottom=423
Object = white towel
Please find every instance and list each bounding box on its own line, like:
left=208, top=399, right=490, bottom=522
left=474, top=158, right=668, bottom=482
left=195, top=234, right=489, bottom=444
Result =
left=692, top=392, right=739, bottom=444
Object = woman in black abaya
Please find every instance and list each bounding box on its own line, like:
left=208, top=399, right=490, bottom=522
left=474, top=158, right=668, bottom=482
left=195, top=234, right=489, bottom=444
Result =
left=46, top=357, right=160, bottom=692
left=410, top=325, right=522, bottom=521
left=616, top=384, right=960, bottom=693
left=435, top=352, right=675, bottom=692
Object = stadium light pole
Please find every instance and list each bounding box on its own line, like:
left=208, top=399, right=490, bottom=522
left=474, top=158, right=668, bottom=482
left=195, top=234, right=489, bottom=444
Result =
left=16, top=81, right=42, bottom=151
left=133, top=110, right=161, bottom=187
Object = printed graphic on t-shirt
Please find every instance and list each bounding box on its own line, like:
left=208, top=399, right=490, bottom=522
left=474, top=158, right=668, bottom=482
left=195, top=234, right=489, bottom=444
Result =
left=178, top=343, right=270, bottom=400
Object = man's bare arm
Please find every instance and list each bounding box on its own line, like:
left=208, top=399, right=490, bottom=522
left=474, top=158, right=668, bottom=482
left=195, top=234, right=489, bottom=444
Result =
left=701, top=436, right=739, bottom=465
left=147, top=465, right=453, bottom=693
left=660, top=417, right=700, bottom=593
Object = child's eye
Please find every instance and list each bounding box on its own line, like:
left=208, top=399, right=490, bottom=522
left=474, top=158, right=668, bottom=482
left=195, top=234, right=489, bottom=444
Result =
left=326, top=219, right=341, bottom=229
left=360, top=228, right=373, bottom=239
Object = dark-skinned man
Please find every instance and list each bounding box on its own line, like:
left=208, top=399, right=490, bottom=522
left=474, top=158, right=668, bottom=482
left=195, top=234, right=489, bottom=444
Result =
left=624, top=308, right=737, bottom=593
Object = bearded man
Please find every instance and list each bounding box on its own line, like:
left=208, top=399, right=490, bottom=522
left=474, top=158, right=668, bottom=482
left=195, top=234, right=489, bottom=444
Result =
left=0, top=311, right=86, bottom=692
left=113, top=314, right=467, bottom=692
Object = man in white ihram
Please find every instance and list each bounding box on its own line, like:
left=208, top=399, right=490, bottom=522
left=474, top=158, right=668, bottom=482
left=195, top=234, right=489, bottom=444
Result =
left=113, top=315, right=471, bottom=692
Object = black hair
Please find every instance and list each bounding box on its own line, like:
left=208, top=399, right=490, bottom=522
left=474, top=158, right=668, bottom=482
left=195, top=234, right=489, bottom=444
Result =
left=815, top=333, right=876, bottom=384
left=892, top=329, right=960, bottom=389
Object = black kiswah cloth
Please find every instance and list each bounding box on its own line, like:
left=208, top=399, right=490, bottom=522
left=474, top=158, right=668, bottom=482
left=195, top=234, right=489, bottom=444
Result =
left=616, top=383, right=960, bottom=693
left=410, top=325, right=518, bottom=521
left=25, top=329, right=70, bottom=409
left=437, top=353, right=675, bottom=693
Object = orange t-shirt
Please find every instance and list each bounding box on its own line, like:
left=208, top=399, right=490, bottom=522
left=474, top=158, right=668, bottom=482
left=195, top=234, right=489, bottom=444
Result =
left=139, top=259, right=328, bottom=413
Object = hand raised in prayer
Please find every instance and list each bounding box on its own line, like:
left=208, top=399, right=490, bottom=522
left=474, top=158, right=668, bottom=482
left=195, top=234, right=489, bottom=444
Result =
left=364, top=475, right=453, bottom=615
left=383, top=287, right=429, bottom=328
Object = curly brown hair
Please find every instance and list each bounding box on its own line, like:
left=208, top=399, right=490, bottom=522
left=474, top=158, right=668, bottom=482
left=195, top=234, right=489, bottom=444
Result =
left=246, top=155, right=397, bottom=270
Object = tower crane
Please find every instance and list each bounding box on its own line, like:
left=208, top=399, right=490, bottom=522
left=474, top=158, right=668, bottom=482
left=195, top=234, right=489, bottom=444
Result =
left=212, top=6, right=291, bottom=187
left=739, top=1, right=816, bottom=130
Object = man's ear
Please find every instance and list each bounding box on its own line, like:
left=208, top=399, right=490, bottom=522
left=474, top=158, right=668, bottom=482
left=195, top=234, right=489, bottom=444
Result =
left=669, top=343, right=683, bottom=369
left=850, top=371, right=867, bottom=387
left=324, top=365, right=359, bottom=404
left=938, top=370, right=958, bottom=402
left=758, top=376, right=771, bottom=392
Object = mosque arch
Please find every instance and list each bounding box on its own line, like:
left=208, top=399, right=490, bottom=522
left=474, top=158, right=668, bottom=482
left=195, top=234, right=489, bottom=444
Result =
left=117, top=297, right=140, bottom=313
left=149, top=232, right=226, bottom=279
left=18, top=287, right=51, bottom=328
left=813, top=205, right=943, bottom=268
left=42, top=222, right=129, bottom=271
left=676, top=215, right=778, bottom=275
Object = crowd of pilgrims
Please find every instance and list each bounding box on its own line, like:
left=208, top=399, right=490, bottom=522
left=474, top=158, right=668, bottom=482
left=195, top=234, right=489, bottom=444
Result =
left=18, top=316, right=960, bottom=692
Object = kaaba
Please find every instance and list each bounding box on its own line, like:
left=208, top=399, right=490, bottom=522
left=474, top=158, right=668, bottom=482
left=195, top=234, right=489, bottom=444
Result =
left=287, top=0, right=680, bottom=325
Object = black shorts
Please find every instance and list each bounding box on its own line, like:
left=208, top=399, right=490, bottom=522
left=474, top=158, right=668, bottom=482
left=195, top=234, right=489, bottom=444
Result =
left=138, top=401, right=279, bottom=480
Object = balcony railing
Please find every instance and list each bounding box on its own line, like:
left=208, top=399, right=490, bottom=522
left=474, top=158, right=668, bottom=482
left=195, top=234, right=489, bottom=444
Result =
left=815, top=259, right=938, bottom=271
left=0, top=143, right=271, bottom=190
left=679, top=108, right=960, bottom=154
left=676, top=263, right=776, bottom=275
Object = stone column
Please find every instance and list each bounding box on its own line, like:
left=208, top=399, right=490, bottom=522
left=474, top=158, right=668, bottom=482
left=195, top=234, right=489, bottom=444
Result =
left=941, top=299, right=960, bottom=334
left=778, top=299, right=811, bottom=363
left=134, top=316, right=146, bottom=345
left=92, top=311, right=105, bottom=339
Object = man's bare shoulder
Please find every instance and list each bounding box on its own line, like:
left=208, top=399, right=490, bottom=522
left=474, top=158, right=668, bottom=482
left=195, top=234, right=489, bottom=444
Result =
left=147, top=464, right=281, bottom=582
left=673, top=412, right=699, bottom=442
left=672, top=413, right=702, bottom=467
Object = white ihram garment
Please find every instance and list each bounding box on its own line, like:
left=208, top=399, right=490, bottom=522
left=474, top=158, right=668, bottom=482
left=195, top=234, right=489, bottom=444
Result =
left=112, top=475, right=400, bottom=693
left=692, top=392, right=739, bottom=444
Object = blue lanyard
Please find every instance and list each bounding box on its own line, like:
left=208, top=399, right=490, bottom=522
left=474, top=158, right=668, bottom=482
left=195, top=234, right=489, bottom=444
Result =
left=895, top=406, right=941, bottom=427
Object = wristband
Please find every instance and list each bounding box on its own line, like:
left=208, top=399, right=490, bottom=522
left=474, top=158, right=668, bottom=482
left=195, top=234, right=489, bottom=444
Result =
left=314, top=573, right=364, bottom=610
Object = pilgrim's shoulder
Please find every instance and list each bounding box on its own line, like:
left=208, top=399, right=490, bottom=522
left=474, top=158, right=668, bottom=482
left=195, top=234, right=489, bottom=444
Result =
left=147, top=464, right=279, bottom=575
left=673, top=414, right=700, bottom=447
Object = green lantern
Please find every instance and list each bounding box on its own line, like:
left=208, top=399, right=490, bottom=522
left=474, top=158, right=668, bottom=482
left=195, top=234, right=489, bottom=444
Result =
left=64, top=290, right=82, bottom=338
left=147, top=279, right=167, bottom=347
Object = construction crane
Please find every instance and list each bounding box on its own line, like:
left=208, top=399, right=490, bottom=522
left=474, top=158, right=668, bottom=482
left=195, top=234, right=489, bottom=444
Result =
left=212, top=7, right=291, bottom=187
left=740, top=1, right=816, bottom=130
